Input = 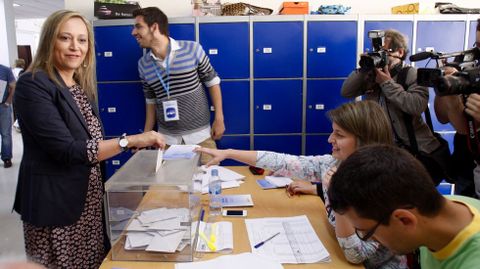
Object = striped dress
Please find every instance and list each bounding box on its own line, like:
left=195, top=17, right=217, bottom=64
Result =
left=138, top=39, right=219, bottom=136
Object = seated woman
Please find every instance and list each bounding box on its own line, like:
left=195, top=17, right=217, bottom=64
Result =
left=196, top=100, right=407, bottom=269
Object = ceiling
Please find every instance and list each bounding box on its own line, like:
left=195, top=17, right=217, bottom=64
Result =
left=13, top=0, right=65, bottom=19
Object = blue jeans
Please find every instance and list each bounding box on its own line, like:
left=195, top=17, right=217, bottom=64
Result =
left=0, top=104, right=12, bottom=161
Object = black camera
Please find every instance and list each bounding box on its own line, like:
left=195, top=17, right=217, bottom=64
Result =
left=359, top=30, right=389, bottom=71
left=414, top=48, right=480, bottom=96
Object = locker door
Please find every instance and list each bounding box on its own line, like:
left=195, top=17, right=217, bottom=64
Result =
left=254, top=80, right=302, bottom=134
left=216, top=136, right=250, bottom=166
left=306, top=135, right=331, bottom=156
left=307, top=21, right=357, bottom=78
left=415, top=21, right=466, bottom=68
left=254, top=135, right=301, bottom=155
left=306, top=80, right=350, bottom=133
left=95, top=25, right=143, bottom=82
left=104, top=151, right=133, bottom=180
left=200, top=22, right=249, bottom=79
left=209, top=81, right=249, bottom=135
left=169, top=23, right=195, bottom=41
left=98, top=82, right=146, bottom=137
left=364, top=21, right=414, bottom=58
left=253, top=21, right=303, bottom=78
left=469, top=20, right=478, bottom=49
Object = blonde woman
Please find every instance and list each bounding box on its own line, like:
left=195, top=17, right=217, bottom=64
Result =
left=197, top=100, right=408, bottom=268
left=13, top=10, right=165, bottom=268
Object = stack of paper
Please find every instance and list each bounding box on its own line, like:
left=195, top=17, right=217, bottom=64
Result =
left=195, top=221, right=233, bottom=253
left=257, top=176, right=293, bottom=189
left=245, top=215, right=330, bottom=264
left=123, top=207, right=191, bottom=253
left=192, top=165, right=246, bottom=194
left=175, top=252, right=284, bottom=269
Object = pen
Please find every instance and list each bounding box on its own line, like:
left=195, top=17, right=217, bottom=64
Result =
left=254, top=232, right=280, bottom=249
left=200, top=208, right=205, bottom=222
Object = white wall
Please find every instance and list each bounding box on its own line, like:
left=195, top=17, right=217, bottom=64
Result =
left=65, top=0, right=480, bottom=20
left=0, top=0, right=18, bottom=66
left=15, top=19, right=44, bottom=59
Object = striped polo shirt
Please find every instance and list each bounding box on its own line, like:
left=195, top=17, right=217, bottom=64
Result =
left=138, top=38, right=220, bottom=136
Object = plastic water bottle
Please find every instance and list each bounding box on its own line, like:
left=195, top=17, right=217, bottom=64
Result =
left=208, top=169, right=222, bottom=216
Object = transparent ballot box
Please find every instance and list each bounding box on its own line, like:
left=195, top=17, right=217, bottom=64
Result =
left=105, top=150, right=201, bottom=262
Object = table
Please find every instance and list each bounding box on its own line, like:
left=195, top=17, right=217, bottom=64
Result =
left=100, top=166, right=363, bottom=269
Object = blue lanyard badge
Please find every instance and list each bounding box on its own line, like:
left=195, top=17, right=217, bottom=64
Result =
left=152, top=45, right=171, bottom=98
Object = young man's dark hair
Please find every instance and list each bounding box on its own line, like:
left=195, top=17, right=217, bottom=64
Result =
left=133, top=7, right=169, bottom=36
left=328, top=144, right=444, bottom=224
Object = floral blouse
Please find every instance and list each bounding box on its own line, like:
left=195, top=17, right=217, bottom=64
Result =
left=256, top=151, right=408, bottom=269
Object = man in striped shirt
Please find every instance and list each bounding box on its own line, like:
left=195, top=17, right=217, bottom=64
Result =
left=132, top=7, right=225, bottom=164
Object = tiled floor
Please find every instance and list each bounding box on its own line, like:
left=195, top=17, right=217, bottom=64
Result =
left=0, top=129, right=26, bottom=261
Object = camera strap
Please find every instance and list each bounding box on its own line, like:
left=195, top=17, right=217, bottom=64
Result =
left=462, top=94, right=480, bottom=161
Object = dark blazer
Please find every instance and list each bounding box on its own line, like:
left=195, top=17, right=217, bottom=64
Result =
left=13, top=70, right=101, bottom=227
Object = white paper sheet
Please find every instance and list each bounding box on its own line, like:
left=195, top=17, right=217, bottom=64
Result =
left=221, top=194, right=254, bottom=207
left=200, top=165, right=245, bottom=181
left=175, top=253, right=284, bottom=269
left=245, top=215, right=330, bottom=264
left=146, top=230, right=186, bottom=253
left=126, top=231, right=154, bottom=248
left=164, top=145, right=199, bottom=160
left=265, top=176, right=293, bottom=187
left=155, top=149, right=163, bottom=173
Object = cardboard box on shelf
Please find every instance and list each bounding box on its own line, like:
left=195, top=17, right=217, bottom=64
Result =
left=391, top=3, right=419, bottom=14
left=280, top=2, right=309, bottom=15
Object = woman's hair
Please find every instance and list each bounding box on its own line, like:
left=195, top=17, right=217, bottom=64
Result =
left=384, top=29, right=409, bottom=60
left=28, top=10, right=97, bottom=101
left=328, top=100, right=393, bottom=147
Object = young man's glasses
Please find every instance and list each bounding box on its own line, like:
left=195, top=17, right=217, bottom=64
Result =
left=354, top=214, right=389, bottom=241
left=355, top=206, right=414, bottom=241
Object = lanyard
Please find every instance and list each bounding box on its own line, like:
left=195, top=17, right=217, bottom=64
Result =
left=152, top=44, right=171, bottom=99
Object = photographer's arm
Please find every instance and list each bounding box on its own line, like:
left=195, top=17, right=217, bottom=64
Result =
left=341, top=70, right=369, bottom=98
left=380, top=67, right=429, bottom=115
left=434, top=95, right=468, bottom=134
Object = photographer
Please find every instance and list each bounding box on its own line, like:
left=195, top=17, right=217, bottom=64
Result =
left=342, top=29, right=448, bottom=185
left=434, top=18, right=480, bottom=198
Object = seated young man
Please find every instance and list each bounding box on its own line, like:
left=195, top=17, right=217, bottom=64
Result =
left=328, top=144, right=480, bottom=268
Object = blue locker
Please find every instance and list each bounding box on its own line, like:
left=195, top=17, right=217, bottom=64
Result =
left=169, top=23, right=196, bottom=41
left=254, top=135, right=301, bottom=155
left=98, top=82, right=146, bottom=137
left=209, top=81, right=250, bottom=134
left=363, top=21, right=414, bottom=58
left=415, top=21, right=466, bottom=68
left=253, top=21, right=303, bottom=78
left=305, top=135, right=331, bottom=156
left=427, top=88, right=454, bottom=132
left=216, top=136, right=250, bottom=166
left=254, top=80, right=302, bottom=134
left=94, top=25, right=144, bottom=82
left=469, top=20, right=477, bottom=48
left=200, top=22, right=249, bottom=79
left=307, top=21, right=357, bottom=78
left=438, top=132, right=455, bottom=153
left=306, top=80, right=350, bottom=133
left=104, top=150, right=133, bottom=180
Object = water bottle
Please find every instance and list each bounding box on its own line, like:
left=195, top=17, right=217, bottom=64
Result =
left=208, top=169, right=222, bottom=216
